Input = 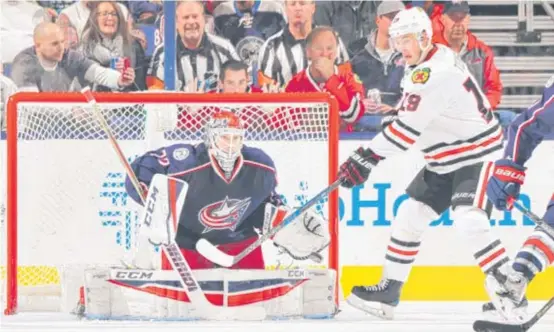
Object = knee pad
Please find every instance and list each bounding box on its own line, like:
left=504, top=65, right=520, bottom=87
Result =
left=392, top=198, right=439, bottom=240
left=452, top=205, right=491, bottom=235
left=452, top=205, right=508, bottom=273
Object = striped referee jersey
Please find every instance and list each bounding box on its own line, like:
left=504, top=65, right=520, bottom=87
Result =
left=257, top=27, right=350, bottom=87
left=147, top=33, right=239, bottom=91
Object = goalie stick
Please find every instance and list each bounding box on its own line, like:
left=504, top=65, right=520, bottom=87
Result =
left=210, top=177, right=344, bottom=268
left=81, top=88, right=265, bottom=320
left=473, top=200, right=554, bottom=332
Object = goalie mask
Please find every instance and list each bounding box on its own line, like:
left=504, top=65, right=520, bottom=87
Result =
left=205, top=111, right=245, bottom=178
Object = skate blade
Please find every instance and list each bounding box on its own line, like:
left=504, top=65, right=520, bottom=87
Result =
left=346, top=294, right=395, bottom=320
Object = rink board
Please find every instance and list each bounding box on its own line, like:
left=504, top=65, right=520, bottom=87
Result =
left=2, top=138, right=554, bottom=301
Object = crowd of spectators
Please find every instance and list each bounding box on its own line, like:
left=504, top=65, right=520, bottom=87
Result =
left=0, top=0, right=549, bottom=134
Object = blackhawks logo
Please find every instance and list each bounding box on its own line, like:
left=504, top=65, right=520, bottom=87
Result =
left=411, top=67, right=431, bottom=84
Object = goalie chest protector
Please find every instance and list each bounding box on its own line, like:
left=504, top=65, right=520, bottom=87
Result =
left=161, top=143, right=278, bottom=248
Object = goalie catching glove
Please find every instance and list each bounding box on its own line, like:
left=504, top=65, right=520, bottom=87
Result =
left=263, top=203, right=330, bottom=262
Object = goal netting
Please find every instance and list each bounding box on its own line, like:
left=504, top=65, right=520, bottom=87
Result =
left=1, top=92, right=339, bottom=314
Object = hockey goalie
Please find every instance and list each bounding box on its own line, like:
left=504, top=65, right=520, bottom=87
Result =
left=82, top=111, right=337, bottom=320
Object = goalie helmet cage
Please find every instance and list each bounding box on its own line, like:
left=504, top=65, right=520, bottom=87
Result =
left=2, top=91, right=340, bottom=315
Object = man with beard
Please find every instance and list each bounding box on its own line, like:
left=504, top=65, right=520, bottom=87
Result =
left=147, top=0, right=239, bottom=92
left=433, top=1, right=502, bottom=110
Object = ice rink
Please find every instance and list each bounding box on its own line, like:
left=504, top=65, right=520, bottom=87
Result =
left=2, top=301, right=554, bottom=332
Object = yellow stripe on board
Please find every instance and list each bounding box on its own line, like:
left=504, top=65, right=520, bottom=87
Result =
left=341, top=266, right=554, bottom=300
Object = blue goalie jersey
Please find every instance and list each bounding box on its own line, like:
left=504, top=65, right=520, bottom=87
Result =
left=126, top=143, right=279, bottom=249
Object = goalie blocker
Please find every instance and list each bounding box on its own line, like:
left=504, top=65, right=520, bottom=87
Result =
left=83, top=267, right=337, bottom=320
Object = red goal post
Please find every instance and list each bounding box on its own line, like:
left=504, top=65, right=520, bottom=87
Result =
left=2, top=92, right=340, bottom=315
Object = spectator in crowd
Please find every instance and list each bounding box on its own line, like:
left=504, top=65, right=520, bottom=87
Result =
left=216, top=59, right=262, bottom=93
left=11, top=22, right=135, bottom=92
left=285, top=26, right=365, bottom=130
left=129, top=0, right=162, bottom=24
left=213, top=0, right=285, bottom=71
left=257, top=0, right=350, bottom=88
left=433, top=1, right=503, bottom=110
left=0, top=0, right=50, bottom=65
left=177, top=60, right=261, bottom=131
left=147, top=0, right=239, bottom=92
left=0, top=73, right=18, bottom=130
left=155, top=0, right=220, bottom=47
left=80, top=1, right=147, bottom=91
left=314, top=0, right=379, bottom=53
left=349, top=1, right=405, bottom=113
left=58, top=0, right=131, bottom=50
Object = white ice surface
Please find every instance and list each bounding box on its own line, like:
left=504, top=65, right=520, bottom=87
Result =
left=2, top=301, right=554, bottom=332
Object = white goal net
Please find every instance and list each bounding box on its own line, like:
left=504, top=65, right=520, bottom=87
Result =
left=1, top=92, right=339, bottom=314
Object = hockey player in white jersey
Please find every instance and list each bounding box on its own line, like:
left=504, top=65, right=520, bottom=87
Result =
left=338, top=7, right=513, bottom=319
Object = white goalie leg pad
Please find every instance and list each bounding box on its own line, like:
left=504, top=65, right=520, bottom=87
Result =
left=83, top=267, right=197, bottom=320
left=265, top=204, right=330, bottom=261
left=83, top=267, right=337, bottom=320
left=125, top=174, right=189, bottom=270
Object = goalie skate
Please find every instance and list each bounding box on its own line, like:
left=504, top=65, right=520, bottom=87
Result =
left=346, top=279, right=403, bottom=320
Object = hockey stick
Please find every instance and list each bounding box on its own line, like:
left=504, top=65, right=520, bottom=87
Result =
left=473, top=297, right=554, bottom=332
left=510, top=199, right=554, bottom=239
left=81, top=88, right=265, bottom=320
left=210, top=178, right=344, bottom=268
left=473, top=200, right=554, bottom=331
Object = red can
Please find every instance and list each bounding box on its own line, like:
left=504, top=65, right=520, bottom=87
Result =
left=122, top=57, right=130, bottom=70
left=110, top=57, right=131, bottom=71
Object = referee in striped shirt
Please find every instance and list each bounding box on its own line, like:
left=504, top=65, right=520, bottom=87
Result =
left=257, top=0, right=350, bottom=88
left=147, top=0, right=239, bottom=91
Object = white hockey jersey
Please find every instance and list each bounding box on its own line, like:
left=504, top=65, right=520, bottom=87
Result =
left=368, top=44, right=504, bottom=174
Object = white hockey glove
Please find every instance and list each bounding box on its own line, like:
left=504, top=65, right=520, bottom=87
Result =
left=263, top=203, right=330, bottom=262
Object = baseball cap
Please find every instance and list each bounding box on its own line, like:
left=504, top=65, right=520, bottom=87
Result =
left=377, top=1, right=405, bottom=17
left=443, top=1, right=470, bottom=15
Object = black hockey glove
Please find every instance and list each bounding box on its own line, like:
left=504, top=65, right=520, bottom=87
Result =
left=339, top=147, right=383, bottom=188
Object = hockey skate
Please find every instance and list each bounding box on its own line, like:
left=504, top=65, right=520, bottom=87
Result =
left=481, top=296, right=528, bottom=322
left=346, top=279, right=403, bottom=320
left=485, top=265, right=529, bottom=322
